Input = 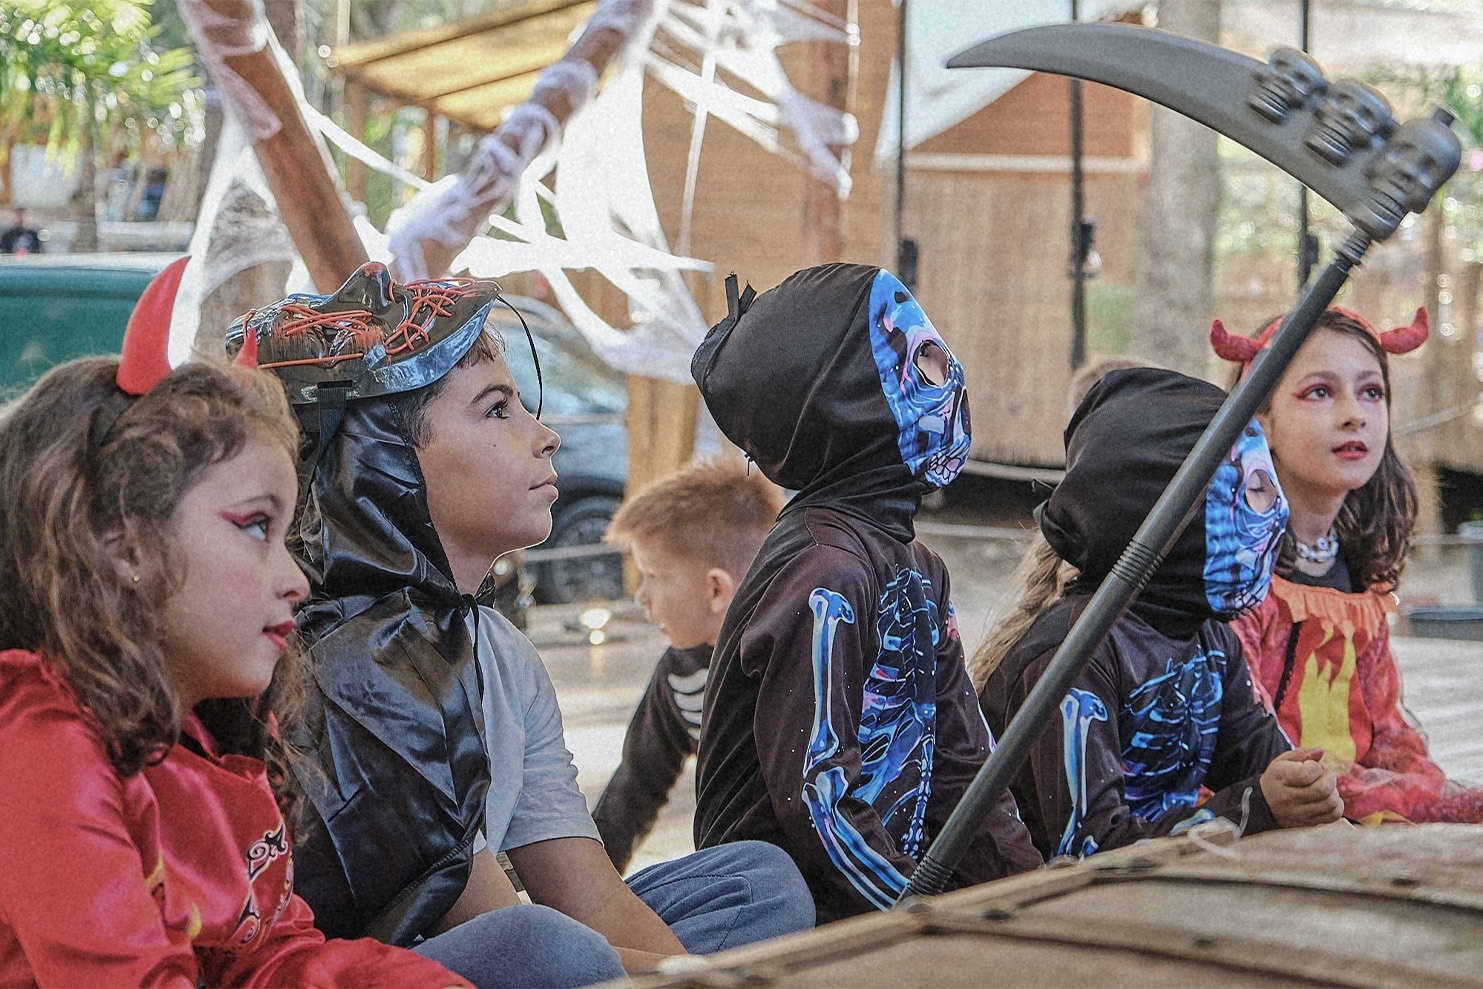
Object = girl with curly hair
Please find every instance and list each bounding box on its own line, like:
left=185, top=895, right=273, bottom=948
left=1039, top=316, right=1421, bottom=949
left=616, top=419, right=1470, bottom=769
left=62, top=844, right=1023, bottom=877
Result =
left=0, top=262, right=470, bottom=987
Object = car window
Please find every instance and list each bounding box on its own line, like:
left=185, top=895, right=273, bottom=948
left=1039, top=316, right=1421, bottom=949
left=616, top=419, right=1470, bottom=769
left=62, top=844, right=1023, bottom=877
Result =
left=494, top=314, right=626, bottom=418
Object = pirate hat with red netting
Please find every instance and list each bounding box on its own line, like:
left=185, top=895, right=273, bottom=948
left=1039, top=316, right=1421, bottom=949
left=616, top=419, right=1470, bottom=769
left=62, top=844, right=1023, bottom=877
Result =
left=226, top=261, right=501, bottom=406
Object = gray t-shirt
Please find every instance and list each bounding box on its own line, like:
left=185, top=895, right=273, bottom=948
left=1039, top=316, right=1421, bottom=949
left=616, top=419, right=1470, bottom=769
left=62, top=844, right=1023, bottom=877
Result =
left=468, top=606, right=601, bottom=851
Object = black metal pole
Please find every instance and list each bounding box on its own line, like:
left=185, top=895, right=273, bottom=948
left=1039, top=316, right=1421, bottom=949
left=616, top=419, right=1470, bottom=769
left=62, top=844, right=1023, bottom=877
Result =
left=898, top=227, right=1374, bottom=901
left=1069, top=0, right=1088, bottom=369
left=895, top=0, right=913, bottom=286
left=1297, top=0, right=1318, bottom=287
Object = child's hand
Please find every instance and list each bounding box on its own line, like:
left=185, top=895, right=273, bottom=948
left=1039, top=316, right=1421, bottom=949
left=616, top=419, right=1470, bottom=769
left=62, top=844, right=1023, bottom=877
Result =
left=1260, top=747, right=1344, bottom=827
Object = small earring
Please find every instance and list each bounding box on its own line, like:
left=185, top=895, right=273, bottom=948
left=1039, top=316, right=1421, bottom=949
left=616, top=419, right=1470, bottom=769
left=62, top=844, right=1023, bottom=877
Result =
left=132, top=574, right=141, bottom=583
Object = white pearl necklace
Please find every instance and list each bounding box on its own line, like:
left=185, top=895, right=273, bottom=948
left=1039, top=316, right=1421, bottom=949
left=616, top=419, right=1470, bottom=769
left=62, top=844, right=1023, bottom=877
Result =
left=1294, top=527, right=1340, bottom=564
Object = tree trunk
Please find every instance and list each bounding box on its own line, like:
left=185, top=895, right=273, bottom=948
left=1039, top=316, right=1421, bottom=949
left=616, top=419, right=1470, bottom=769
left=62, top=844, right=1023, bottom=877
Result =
left=72, top=99, right=99, bottom=252
left=1129, top=0, right=1222, bottom=379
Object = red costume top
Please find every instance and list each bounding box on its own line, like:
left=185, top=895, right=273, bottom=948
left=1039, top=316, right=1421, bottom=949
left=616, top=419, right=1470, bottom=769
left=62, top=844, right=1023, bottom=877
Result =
left=1233, top=574, right=1483, bottom=824
left=0, top=649, right=468, bottom=987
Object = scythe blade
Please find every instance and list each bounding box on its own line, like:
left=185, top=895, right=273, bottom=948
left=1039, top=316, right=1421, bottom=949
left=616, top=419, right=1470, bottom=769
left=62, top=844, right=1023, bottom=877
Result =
left=947, top=22, right=1459, bottom=242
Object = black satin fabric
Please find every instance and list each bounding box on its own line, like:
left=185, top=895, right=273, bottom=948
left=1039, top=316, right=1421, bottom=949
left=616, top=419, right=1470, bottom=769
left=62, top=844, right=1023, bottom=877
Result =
left=288, top=397, right=491, bottom=946
left=691, top=263, right=923, bottom=542
left=1038, top=366, right=1227, bottom=633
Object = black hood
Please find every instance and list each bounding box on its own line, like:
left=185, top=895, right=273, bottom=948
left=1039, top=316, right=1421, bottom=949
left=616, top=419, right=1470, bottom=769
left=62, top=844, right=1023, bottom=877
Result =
left=287, top=394, right=491, bottom=944
left=296, top=397, right=458, bottom=607
left=1040, top=367, right=1286, bottom=630
left=691, top=263, right=971, bottom=542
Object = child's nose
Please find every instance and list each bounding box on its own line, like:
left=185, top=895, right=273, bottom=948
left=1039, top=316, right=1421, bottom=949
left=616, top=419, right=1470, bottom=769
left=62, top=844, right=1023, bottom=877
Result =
left=1339, top=393, right=1367, bottom=425
left=534, top=418, right=560, bottom=457
left=278, top=545, right=309, bottom=603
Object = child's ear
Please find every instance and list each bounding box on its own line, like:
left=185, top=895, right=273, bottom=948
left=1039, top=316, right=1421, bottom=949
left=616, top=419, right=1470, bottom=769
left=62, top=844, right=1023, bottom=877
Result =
left=706, top=567, right=739, bottom=613
left=101, top=530, right=142, bottom=586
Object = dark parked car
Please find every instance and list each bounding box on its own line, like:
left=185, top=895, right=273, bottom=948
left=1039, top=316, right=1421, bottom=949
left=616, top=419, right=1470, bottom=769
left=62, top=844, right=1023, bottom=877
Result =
left=0, top=256, right=629, bottom=606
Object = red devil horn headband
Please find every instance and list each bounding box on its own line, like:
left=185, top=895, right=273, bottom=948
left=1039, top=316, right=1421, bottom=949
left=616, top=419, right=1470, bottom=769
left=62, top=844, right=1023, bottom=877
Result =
left=1209, top=306, right=1429, bottom=374
left=91, top=256, right=259, bottom=450
left=1377, top=307, right=1428, bottom=355
left=1208, top=318, right=1262, bottom=364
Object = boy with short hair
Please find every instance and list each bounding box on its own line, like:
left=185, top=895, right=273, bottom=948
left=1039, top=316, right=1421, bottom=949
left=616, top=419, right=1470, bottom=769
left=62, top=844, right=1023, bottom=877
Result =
left=690, top=263, right=1043, bottom=924
left=594, top=458, right=784, bottom=872
left=231, top=263, right=814, bottom=983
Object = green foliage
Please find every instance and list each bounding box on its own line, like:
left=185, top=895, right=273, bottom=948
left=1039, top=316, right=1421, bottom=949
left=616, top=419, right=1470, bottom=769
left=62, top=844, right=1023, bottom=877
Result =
left=0, top=0, right=202, bottom=161
left=1365, top=62, right=1483, bottom=257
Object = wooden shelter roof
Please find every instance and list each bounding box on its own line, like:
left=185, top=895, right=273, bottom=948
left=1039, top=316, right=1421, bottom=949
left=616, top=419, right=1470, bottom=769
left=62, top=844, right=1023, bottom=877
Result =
left=328, top=0, right=596, bottom=130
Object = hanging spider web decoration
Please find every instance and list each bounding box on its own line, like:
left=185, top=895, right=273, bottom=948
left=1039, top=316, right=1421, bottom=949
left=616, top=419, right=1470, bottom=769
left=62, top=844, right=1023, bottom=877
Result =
left=175, top=0, right=857, bottom=384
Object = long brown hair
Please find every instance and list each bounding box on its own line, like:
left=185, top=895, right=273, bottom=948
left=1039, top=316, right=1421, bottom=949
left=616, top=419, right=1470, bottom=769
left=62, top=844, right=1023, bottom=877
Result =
left=968, top=532, right=1078, bottom=691
left=1255, top=312, right=1418, bottom=588
left=0, top=357, right=309, bottom=821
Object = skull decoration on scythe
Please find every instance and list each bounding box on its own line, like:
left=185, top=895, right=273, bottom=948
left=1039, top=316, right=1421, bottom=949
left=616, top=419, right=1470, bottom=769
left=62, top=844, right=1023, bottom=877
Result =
left=1249, top=48, right=1327, bottom=123
left=1307, top=80, right=1396, bottom=165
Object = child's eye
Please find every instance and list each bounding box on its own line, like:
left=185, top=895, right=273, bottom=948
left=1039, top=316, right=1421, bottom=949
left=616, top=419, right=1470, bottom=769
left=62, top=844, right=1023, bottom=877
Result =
left=485, top=399, right=510, bottom=420
left=1300, top=385, right=1331, bottom=400
left=232, top=514, right=272, bottom=541
left=1243, top=470, right=1278, bottom=512
left=1362, top=384, right=1386, bottom=401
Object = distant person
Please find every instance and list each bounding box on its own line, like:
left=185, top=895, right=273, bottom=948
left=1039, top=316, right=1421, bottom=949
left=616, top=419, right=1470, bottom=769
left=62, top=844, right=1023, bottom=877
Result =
left=691, top=263, right=1042, bottom=924
left=972, top=367, right=1343, bottom=862
left=1215, top=307, right=1483, bottom=823
left=593, top=457, right=784, bottom=872
left=0, top=207, right=41, bottom=255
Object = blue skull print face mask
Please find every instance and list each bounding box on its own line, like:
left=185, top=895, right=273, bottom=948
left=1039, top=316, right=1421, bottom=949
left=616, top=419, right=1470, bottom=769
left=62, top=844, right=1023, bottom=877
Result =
left=1204, top=420, right=1288, bottom=617
left=866, top=271, right=972, bottom=489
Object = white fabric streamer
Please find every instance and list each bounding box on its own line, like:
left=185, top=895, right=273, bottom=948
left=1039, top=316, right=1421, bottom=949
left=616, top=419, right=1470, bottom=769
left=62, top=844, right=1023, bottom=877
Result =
left=184, top=0, right=856, bottom=389
left=177, top=0, right=277, bottom=142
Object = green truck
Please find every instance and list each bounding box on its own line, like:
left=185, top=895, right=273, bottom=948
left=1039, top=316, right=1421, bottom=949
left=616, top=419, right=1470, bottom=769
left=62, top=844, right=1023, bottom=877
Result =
left=0, top=252, right=180, bottom=397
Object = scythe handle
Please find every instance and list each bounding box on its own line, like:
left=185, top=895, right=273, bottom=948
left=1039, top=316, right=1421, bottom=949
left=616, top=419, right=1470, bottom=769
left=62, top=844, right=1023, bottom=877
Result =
left=899, top=229, right=1373, bottom=902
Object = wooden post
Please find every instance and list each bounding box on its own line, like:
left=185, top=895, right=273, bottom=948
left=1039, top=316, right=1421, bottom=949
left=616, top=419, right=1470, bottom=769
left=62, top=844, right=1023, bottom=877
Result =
left=801, top=0, right=853, bottom=266
left=424, top=107, right=439, bottom=183
left=345, top=82, right=367, bottom=204
left=410, top=0, right=654, bottom=280
left=187, top=0, right=368, bottom=292
left=622, top=372, right=700, bottom=591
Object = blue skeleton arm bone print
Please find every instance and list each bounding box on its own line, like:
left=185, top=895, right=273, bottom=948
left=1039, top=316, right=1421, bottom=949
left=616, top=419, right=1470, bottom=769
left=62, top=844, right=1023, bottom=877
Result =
left=802, top=587, right=911, bottom=911
left=1056, top=687, right=1108, bottom=858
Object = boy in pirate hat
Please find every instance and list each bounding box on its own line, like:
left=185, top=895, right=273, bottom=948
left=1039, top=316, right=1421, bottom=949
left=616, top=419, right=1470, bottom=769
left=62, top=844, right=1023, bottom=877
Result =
left=230, top=264, right=813, bottom=982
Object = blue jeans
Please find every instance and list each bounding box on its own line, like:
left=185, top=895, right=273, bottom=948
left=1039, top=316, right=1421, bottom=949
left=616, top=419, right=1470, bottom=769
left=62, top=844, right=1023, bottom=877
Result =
left=627, top=840, right=815, bottom=954
left=415, top=903, right=625, bottom=988
left=415, top=841, right=813, bottom=986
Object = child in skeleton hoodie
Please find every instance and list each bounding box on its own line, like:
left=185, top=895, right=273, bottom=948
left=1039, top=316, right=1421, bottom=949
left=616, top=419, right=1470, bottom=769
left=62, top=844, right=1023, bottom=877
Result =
left=972, top=367, right=1343, bottom=862
left=691, top=263, right=1042, bottom=924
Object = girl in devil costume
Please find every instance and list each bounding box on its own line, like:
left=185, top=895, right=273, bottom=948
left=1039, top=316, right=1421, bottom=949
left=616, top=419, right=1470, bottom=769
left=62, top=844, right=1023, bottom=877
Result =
left=1214, top=307, right=1483, bottom=823
left=971, top=367, right=1344, bottom=862
left=0, top=260, right=470, bottom=987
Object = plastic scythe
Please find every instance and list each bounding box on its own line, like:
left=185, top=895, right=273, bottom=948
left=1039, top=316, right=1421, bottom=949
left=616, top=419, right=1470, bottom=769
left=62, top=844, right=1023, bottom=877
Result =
left=898, top=23, right=1460, bottom=902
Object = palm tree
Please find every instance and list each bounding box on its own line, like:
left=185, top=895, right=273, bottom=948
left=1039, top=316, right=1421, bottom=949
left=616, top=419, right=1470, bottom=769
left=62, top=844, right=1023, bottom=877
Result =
left=0, top=0, right=200, bottom=250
